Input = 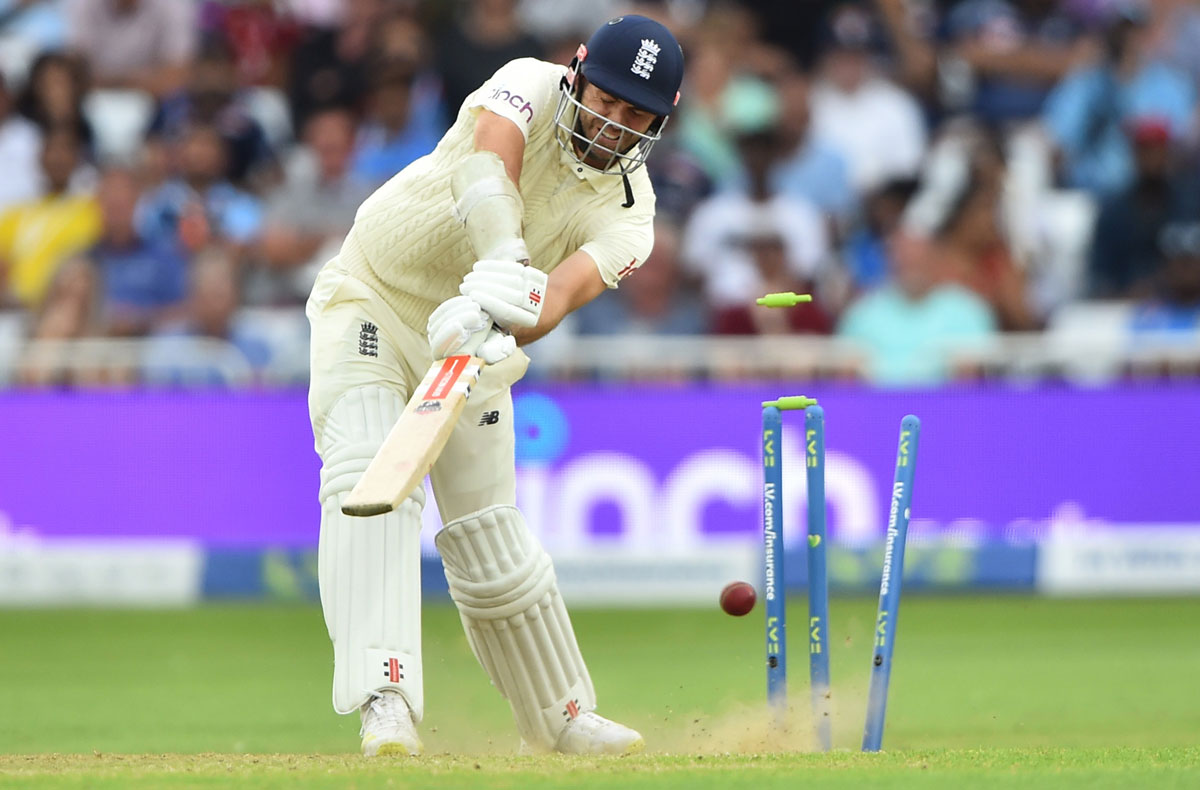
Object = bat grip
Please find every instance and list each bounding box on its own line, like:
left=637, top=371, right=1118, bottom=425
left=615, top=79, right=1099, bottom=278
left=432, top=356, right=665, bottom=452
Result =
left=459, top=321, right=505, bottom=356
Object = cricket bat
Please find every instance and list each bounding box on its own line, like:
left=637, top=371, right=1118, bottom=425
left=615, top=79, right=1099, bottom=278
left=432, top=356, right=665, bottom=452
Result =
left=341, top=354, right=485, bottom=517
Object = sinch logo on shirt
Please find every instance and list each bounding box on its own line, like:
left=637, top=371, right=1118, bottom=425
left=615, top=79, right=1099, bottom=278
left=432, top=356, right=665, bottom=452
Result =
left=487, top=87, right=534, bottom=123
left=631, top=39, right=660, bottom=79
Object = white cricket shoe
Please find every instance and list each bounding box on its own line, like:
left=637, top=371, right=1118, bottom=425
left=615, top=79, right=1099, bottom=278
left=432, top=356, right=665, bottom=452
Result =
left=360, top=691, right=423, bottom=756
left=523, top=711, right=645, bottom=755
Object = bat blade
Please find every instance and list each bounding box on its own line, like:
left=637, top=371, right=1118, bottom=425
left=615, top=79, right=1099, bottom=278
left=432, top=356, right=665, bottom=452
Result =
left=341, top=354, right=485, bottom=517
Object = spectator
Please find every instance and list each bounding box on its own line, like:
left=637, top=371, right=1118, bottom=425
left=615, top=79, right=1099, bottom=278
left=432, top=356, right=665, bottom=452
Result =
left=145, top=246, right=272, bottom=385
left=670, top=35, right=744, bottom=186
left=252, top=107, right=373, bottom=304
left=288, top=0, right=386, bottom=132
left=769, top=65, right=855, bottom=227
left=434, top=0, right=545, bottom=123
left=671, top=7, right=789, bottom=188
left=710, top=212, right=835, bottom=336
left=0, top=71, right=42, bottom=212
left=1042, top=4, right=1195, bottom=197
left=809, top=3, right=927, bottom=195
left=199, top=0, right=300, bottom=89
left=935, top=168, right=1040, bottom=332
left=1144, top=0, right=1200, bottom=89
left=146, top=40, right=277, bottom=187
left=16, top=256, right=103, bottom=387
left=376, top=3, right=430, bottom=64
left=940, top=0, right=1090, bottom=126
left=644, top=128, right=714, bottom=227
left=680, top=1, right=787, bottom=79
left=573, top=220, right=708, bottom=335
left=1090, top=116, right=1200, bottom=299
left=842, top=176, right=920, bottom=293
left=515, top=0, right=614, bottom=47
left=0, top=125, right=100, bottom=308
left=374, top=9, right=449, bottom=139
left=136, top=123, right=263, bottom=259
left=1130, top=221, right=1200, bottom=334
left=280, top=0, right=342, bottom=29
left=0, top=0, right=68, bottom=56
left=351, top=61, right=441, bottom=187
left=15, top=52, right=94, bottom=157
left=682, top=92, right=830, bottom=321
left=837, top=230, right=997, bottom=386
left=85, top=166, right=187, bottom=336
left=901, top=127, right=1042, bottom=330
left=905, top=127, right=1039, bottom=331
left=739, top=0, right=842, bottom=71
left=65, top=0, right=198, bottom=99
left=871, top=0, right=942, bottom=107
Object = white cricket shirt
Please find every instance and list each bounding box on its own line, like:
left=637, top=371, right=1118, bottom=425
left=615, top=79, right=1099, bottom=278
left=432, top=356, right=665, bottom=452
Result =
left=334, top=58, right=657, bottom=331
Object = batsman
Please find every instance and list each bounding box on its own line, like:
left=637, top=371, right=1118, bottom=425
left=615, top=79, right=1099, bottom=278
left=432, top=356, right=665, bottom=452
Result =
left=305, top=16, right=684, bottom=756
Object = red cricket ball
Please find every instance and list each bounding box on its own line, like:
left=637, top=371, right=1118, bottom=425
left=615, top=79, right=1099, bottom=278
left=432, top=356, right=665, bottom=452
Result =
left=719, top=581, right=757, bottom=616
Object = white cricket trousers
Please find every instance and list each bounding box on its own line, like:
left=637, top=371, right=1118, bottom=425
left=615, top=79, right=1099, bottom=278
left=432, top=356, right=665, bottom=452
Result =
left=305, top=264, right=529, bottom=715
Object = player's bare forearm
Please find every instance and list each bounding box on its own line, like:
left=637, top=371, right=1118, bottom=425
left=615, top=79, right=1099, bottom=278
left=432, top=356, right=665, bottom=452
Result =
left=511, top=294, right=572, bottom=345
left=511, top=250, right=607, bottom=345
left=473, top=110, right=525, bottom=186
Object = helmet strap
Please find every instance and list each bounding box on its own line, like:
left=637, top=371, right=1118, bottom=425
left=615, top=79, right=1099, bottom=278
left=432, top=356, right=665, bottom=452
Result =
left=620, top=172, right=635, bottom=209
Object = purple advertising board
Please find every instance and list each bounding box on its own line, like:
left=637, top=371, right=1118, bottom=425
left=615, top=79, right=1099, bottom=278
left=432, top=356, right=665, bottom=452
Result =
left=2, top=386, right=1199, bottom=550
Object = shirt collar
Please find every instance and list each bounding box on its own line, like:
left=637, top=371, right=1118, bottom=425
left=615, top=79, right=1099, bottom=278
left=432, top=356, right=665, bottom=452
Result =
left=559, top=143, right=622, bottom=190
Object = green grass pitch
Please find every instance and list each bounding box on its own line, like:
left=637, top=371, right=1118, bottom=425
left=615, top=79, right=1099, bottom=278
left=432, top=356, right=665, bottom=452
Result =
left=2, top=596, right=1199, bottom=788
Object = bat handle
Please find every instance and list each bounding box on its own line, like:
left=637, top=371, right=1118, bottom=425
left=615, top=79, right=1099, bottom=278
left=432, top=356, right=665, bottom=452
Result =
left=458, top=321, right=505, bottom=357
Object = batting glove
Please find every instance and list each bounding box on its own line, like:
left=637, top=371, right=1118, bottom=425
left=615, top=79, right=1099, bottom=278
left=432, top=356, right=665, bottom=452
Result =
left=427, top=295, right=489, bottom=359
left=459, top=259, right=548, bottom=330
left=427, top=295, right=516, bottom=363
left=475, top=327, right=517, bottom=364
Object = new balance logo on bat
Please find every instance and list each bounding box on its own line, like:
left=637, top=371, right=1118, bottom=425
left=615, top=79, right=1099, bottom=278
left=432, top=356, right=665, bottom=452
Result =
left=478, top=411, right=500, bottom=426
left=359, top=322, right=378, bottom=357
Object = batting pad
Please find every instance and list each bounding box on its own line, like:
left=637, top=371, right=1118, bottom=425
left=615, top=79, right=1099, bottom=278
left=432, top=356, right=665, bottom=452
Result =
left=318, top=385, right=426, bottom=718
left=451, top=151, right=528, bottom=262
left=436, top=505, right=596, bottom=750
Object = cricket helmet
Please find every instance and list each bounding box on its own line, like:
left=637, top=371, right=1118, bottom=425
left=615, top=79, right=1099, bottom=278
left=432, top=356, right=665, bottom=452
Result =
left=554, top=15, right=684, bottom=177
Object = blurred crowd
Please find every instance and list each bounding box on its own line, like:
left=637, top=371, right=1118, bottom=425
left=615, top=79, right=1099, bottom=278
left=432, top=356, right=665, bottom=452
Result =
left=1, top=0, right=1200, bottom=387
